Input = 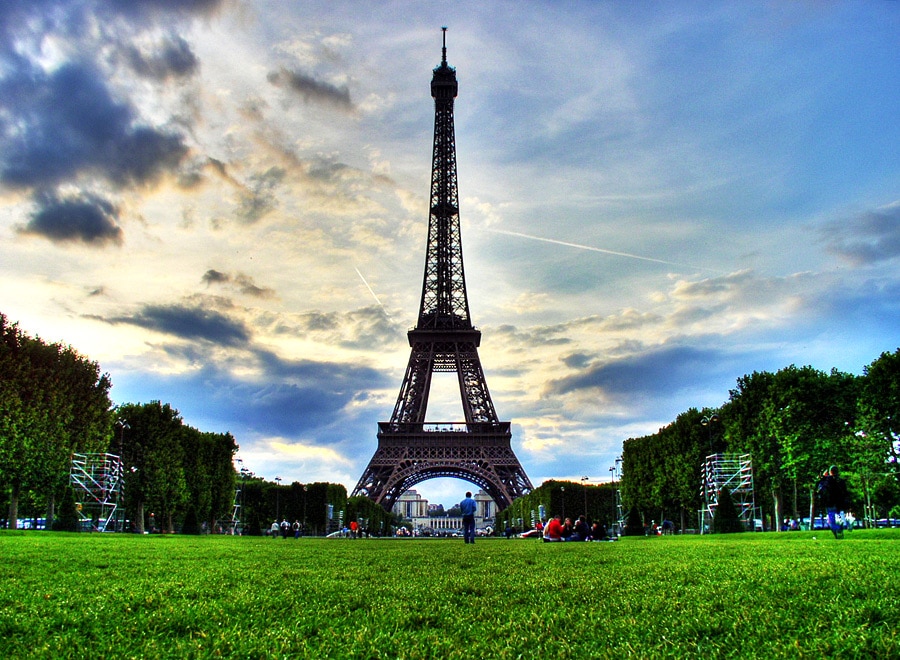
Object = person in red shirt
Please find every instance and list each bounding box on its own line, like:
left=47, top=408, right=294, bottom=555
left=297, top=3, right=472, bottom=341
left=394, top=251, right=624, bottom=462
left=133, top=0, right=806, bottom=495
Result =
left=543, top=515, right=564, bottom=542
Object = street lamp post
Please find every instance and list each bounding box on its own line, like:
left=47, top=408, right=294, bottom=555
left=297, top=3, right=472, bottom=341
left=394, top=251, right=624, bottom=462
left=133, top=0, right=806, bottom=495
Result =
left=701, top=414, right=720, bottom=454
left=302, top=485, right=308, bottom=535
left=275, top=476, right=282, bottom=521
left=581, top=476, right=589, bottom=519
left=609, top=466, right=616, bottom=528
left=560, top=486, right=565, bottom=520
left=114, top=419, right=129, bottom=532
left=238, top=463, right=250, bottom=535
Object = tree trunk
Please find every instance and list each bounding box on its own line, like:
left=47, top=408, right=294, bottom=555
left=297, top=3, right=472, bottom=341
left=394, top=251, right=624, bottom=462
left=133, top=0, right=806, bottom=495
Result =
left=136, top=500, right=145, bottom=534
left=792, top=479, right=799, bottom=519
left=7, top=479, right=20, bottom=529
left=772, top=488, right=784, bottom=532
left=808, top=485, right=815, bottom=530
left=47, top=493, right=56, bottom=531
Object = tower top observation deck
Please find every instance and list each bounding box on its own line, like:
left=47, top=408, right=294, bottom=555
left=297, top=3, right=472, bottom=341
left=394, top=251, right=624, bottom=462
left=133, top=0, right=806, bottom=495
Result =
left=432, top=27, right=458, bottom=100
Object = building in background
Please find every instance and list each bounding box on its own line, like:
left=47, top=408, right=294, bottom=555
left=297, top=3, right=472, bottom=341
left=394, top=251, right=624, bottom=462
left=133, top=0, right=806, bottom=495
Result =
left=392, top=489, right=495, bottom=535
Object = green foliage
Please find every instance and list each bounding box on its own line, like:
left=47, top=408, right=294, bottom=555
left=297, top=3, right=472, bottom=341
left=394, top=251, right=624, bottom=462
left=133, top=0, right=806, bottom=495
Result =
left=621, top=408, right=708, bottom=528
left=0, top=312, right=113, bottom=529
left=181, top=505, right=200, bottom=535
left=1, top=532, right=898, bottom=658
left=623, top=505, right=644, bottom=536
left=495, top=480, right=616, bottom=533
left=346, top=496, right=400, bottom=535
left=858, top=349, right=900, bottom=478
left=51, top=486, right=79, bottom=532
left=711, top=487, right=743, bottom=534
left=622, top=358, right=898, bottom=532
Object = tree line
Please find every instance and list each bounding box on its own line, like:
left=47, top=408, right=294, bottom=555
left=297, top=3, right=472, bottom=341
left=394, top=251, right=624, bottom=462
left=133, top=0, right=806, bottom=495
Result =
left=1, top=312, right=386, bottom=535
left=619, top=351, right=900, bottom=531
left=495, top=479, right=618, bottom=533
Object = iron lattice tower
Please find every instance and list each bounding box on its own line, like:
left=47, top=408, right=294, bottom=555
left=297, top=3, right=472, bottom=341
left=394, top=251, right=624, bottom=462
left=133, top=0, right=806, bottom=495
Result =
left=353, top=29, right=533, bottom=512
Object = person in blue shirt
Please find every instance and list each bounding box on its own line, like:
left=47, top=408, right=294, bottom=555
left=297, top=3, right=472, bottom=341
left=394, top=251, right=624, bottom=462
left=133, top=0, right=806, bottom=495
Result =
left=460, top=492, right=477, bottom=544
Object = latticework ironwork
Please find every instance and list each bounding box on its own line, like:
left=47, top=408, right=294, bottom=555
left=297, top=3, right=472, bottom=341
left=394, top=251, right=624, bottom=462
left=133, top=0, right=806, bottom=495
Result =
left=700, top=453, right=756, bottom=532
left=353, top=30, right=532, bottom=512
left=70, top=452, right=123, bottom=532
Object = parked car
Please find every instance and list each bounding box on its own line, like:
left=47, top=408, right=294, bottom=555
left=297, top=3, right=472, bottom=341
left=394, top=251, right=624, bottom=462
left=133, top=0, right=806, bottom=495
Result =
left=16, top=518, right=47, bottom=530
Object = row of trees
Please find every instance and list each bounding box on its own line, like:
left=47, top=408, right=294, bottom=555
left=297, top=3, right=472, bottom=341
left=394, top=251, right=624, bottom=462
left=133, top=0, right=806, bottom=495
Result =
left=115, top=401, right=237, bottom=533
left=0, top=314, right=113, bottom=528
left=0, top=313, right=239, bottom=532
left=236, top=479, right=400, bottom=537
left=495, top=479, right=617, bottom=533
left=620, top=350, right=900, bottom=531
left=1, top=313, right=395, bottom=535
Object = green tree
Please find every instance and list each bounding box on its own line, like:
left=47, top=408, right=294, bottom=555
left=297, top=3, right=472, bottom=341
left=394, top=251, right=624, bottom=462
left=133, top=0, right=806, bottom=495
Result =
left=180, top=427, right=237, bottom=532
left=116, top=401, right=186, bottom=533
left=711, top=487, right=743, bottom=534
left=52, top=485, right=80, bottom=532
left=0, top=314, right=112, bottom=528
left=856, top=349, right=900, bottom=521
left=724, top=366, right=857, bottom=529
left=623, top=506, right=644, bottom=536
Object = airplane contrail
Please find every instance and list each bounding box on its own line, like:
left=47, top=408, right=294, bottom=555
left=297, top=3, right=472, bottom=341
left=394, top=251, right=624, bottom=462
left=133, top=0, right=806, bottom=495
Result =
left=355, top=268, right=392, bottom=318
left=486, top=228, right=725, bottom=274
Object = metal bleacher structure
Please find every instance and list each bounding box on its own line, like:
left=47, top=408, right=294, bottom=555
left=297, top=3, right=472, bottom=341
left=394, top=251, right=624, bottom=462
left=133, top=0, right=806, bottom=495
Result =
left=70, top=453, right=124, bottom=532
left=699, top=453, right=756, bottom=533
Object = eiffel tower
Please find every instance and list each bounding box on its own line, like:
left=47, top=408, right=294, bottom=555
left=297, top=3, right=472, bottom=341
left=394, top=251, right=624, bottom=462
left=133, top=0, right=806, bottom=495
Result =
left=352, top=29, right=533, bottom=512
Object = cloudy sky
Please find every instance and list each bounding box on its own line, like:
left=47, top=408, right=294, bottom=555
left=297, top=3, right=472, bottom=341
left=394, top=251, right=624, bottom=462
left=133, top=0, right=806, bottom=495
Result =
left=2, top=1, right=898, bottom=507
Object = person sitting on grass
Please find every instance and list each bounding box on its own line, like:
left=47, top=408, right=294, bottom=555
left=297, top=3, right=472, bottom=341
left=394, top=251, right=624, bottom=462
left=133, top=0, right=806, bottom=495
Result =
left=571, top=515, right=590, bottom=541
left=543, top=515, right=564, bottom=542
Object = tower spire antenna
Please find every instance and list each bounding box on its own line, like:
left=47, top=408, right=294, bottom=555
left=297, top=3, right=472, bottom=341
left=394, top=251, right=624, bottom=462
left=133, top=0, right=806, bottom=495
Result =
left=441, top=26, right=447, bottom=64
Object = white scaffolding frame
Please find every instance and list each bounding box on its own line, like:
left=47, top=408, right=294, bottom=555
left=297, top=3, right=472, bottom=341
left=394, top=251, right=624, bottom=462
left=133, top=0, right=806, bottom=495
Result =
left=700, top=453, right=756, bottom=533
left=70, top=453, right=123, bottom=532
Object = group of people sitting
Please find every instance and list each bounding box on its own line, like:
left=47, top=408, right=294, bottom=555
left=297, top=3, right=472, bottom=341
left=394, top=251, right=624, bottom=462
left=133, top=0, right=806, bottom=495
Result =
left=541, top=514, right=611, bottom=542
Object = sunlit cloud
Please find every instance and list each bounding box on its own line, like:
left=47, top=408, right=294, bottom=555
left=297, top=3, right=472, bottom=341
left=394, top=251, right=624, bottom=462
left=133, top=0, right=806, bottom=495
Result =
left=1, top=1, right=898, bottom=507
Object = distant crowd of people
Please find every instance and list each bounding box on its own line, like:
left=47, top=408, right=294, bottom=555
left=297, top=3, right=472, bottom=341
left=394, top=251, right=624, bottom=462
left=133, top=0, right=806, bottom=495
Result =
left=269, top=519, right=304, bottom=539
left=540, top=514, right=613, bottom=542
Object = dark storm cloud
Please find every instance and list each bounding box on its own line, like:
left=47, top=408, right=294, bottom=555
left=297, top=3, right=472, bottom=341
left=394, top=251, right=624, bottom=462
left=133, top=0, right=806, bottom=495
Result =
left=823, top=203, right=900, bottom=266
left=0, top=62, right=188, bottom=189
left=267, top=67, right=354, bottom=111
left=109, top=304, right=251, bottom=346
left=20, top=191, right=123, bottom=246
left=124, top=36, right=199, bottom=80
left=201, top=269, right=230, bottom=285
left=548, top=345, right=726, bottom=399
left=112, top=349, right=388, bottom=438
left=202, top=270, right=276, bottom=299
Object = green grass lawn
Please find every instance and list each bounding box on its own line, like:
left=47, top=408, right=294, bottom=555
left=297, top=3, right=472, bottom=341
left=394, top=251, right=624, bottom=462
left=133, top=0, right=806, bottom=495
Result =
left=1, top=530, right=898, bottom=659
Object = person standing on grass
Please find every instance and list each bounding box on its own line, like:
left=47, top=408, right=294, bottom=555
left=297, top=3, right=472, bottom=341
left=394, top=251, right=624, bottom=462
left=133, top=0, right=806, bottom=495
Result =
left=270, top=520, right=280, bottom=538
left=817, top=466, right=850, bottom=539
left=460, top=491, right=477, bottom=544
